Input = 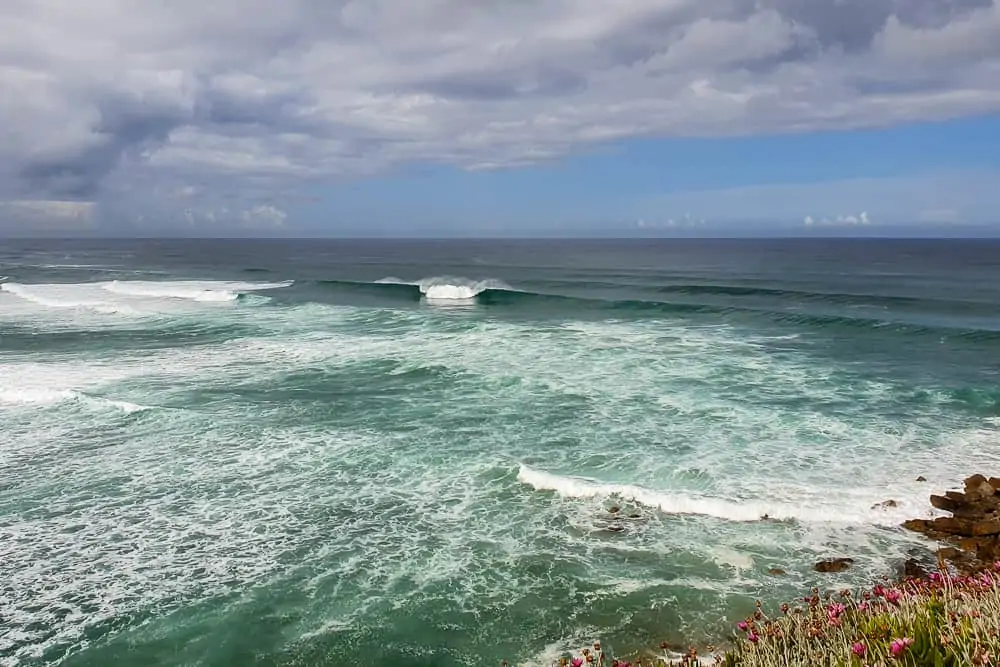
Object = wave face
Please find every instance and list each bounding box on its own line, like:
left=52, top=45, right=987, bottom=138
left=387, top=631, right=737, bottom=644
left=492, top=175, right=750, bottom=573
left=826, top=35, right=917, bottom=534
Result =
left=2, top=238, right=1000, bottom=667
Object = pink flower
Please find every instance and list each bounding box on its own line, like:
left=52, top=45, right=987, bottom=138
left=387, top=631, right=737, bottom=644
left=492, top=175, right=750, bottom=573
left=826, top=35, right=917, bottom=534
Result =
left=858, top=602, right=869, bottom=612
left=890, top=638, right=914, bottom=657
left=852, top=642, right=866, bottom=657
left=737, top=621, right=749, bottom=632
left=747, top=632, right=759, bottom=644
left=885, top=589, right=902, bottom=605
left=827, top=603, right=846, bottom=619
left=571, top=659, right=584, bottom=667
left=873, top=585, right=886, bottom=598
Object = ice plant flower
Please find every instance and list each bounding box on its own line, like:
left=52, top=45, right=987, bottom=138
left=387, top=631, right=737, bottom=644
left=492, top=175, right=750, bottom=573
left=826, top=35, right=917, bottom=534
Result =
left=890, top=637, right=914, bottom=657
left=737, top=621, right=749, bottom=632
left=747, top=632, right=759, bottom=643
left=885, top=589, right=902, bottom=605
left=571, top=658, right=584, bottom=667
left=852, top=642, right=866, bottom=657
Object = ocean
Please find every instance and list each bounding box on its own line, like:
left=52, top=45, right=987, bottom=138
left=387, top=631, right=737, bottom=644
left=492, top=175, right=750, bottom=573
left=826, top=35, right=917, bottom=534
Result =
left=2, top=238, right=999, bottom=667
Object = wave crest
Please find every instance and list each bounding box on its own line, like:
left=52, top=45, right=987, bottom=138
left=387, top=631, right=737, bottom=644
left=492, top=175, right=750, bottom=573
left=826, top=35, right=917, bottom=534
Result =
left=371, top=276, right=513, bottom=301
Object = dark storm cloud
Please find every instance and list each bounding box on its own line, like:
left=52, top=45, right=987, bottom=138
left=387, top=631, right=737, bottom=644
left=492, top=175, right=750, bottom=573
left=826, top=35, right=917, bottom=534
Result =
left=0, top=0, right=998, bottom=228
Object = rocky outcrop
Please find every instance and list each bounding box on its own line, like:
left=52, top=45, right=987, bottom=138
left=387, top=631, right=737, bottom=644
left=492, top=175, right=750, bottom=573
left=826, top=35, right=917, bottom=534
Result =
left=903, top=474, right=1000, bottom=572
left=814, top=557, right=853, bottom=573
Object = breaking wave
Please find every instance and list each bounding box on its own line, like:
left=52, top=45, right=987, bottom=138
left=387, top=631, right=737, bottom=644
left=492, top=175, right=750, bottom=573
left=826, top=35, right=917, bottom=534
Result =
left=102, top=280, right=293, bottom=302
left=0, top=280, right=292, bottom=312
left=416, top=276, right=513, bottom=301
left=516, top=465, right=924, bottom=526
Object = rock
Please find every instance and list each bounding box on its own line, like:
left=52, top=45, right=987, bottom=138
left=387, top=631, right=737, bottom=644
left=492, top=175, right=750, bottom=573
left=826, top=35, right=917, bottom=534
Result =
left=969, top=520, right=1000, bottom=537
left=872, top=499, right=898, bottom=510
left=937, top=547, right=964, bottom=561
left=965, top=474, right=988, bottom=492
left=928, top=516, right=978, bottom=535
left=814, top=558, right=854, bottom=573
left=903, top=519, right=933, bottom=533
left=608, top=506, right=621, bottom=514
left=628, top=512, right=642, bottom=519
left=904, top=474, right=1000, bottom=573
left=606, top=523, right=625, bottom=533
left=930, top=494, right=964, bottom=513
left=916, top=476, right=927, bottom=482
left=768, top=568, right=786, bottom=576
left=963, top=475, right=994, bottom=500
left=901, top=558, right=928, bottom=579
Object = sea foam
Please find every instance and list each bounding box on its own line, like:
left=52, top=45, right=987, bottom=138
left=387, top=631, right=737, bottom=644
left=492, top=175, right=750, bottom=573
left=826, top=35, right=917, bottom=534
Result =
left=516, top=465, right=925, bottom=526
left=374, top=275, right=512, bottom=301
left=1, top=280, right=292, bottom=313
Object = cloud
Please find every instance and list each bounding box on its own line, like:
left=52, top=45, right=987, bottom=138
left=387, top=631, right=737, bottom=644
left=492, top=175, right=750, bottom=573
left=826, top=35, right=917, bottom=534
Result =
left=241, top=204, right=287, bottom=228
left=1, top=0, right=999, bottom=229
left=644, top=169, right=998, bottom=225
left=0, top=199, right=98, bottom=233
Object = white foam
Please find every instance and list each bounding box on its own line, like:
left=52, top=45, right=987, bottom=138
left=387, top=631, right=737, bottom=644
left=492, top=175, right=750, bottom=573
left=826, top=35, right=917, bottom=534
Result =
left=1, top=282, right=133, bottom=314
left=102, top=279, right=292, bottom=302
left=516, top=465, right=921, bottom=526
left=0, top=388, right=75, bottom=406
left=372, top=275, right=515, bottom=301
left=418, top=276, right=511, bottom=301
left=0, top=280, right=291, bottom=315
left=0, top=387, right=153, bottom=414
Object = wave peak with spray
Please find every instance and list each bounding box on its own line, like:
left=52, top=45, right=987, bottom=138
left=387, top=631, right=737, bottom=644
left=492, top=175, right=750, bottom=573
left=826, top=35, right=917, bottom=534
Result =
left=376, top=276, right=513, bottom=301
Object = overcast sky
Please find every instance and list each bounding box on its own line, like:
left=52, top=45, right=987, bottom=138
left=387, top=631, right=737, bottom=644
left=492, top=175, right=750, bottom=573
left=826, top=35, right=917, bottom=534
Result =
left=1, top=0, right=999, bottom=236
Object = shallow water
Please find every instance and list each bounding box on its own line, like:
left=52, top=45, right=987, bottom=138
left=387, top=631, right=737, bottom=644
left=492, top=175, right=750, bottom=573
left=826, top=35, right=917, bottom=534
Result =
left=2, top=238, right=999, bottom=666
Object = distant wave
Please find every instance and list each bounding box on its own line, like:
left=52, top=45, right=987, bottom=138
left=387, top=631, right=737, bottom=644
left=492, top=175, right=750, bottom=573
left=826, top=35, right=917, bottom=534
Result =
left=102, top=280, right=293, bottom=302
left=307, top=277, right=1000, bottom=339
left=516, top=465, right=922, bottom=526
left=320, top=276, right=516, bottom=302
left=1, top=280, right=293, bottom=312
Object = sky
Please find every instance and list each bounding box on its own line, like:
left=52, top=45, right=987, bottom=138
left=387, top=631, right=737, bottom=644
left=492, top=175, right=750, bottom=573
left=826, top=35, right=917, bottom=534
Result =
left=1, top=0, right=999, bottom=237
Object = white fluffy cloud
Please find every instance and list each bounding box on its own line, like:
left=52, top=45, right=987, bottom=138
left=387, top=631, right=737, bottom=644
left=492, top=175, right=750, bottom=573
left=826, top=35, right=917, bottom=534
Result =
left=1, top=0, right=999, bottom=229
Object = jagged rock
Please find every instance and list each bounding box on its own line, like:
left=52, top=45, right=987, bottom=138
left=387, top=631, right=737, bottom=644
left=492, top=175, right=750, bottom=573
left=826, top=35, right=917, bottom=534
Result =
left=872, top=499, right=898, bottom=510
left=916, top=476, right=927, bottom=482
left=814, top=558, right=853, bottom=573
left=930, top=494, right=963, bottom=513
left=965, top=474, right=988, bottom=492
left=903, top=473, right=1000, bottom=574
left=928, top=517, right=976, bottom=535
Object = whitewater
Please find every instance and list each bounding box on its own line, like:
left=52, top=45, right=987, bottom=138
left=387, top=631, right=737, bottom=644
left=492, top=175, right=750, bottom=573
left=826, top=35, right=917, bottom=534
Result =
left=2, top=238, right=999, bottom=667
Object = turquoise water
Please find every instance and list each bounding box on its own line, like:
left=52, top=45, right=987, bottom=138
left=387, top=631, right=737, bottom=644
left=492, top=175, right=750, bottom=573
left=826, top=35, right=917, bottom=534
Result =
left=2, top=239, right=1000, bottom=666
